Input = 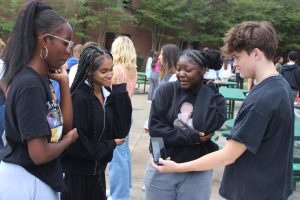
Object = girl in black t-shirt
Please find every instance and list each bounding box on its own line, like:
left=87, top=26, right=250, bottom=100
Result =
left=0, top=1, right=78, bottom=199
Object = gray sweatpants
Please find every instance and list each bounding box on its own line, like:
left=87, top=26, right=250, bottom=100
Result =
left=144, top=162, right=212, bottom=200
left=0, top=161, right=59, bottom=200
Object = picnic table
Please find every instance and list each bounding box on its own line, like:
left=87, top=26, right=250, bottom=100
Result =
left=214, top=80, right=237, bottom=88
left=136, top=72, right=148, bottom=94
left=219, top=87, right=246, bottom=119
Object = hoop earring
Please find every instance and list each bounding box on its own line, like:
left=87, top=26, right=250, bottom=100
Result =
left=40, top=46, right=48, bottom=59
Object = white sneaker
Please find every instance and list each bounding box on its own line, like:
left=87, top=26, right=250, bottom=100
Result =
left=142, top=185, right=146, bottom=191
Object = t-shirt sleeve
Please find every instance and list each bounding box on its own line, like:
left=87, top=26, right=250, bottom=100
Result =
left=16, top=87, right=50, bottom=142
left=228, top=109, right=268, bottom=154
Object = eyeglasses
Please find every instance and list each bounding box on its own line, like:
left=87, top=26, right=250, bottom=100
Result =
left=40, top=34, right=74, bottom=52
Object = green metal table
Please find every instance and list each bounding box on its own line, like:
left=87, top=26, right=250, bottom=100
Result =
left=136, top=72, right=148, bottom=94
left=214, top=80, right=238, bottom=88
left=219, top=87, right=246, bottom=119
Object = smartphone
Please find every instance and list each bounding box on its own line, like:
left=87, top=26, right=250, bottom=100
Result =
left=150, top=137, right=167, bottom=165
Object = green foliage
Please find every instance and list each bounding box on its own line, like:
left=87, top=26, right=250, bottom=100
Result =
left=51, top=0, right=137, bottom=44
left=135, top=0, right=300, bottom=53
left=0, top=0, right=22, bottom=39
left=1, top=0, right=300, bottom=54
left=135, top=0, right=189, bottom=49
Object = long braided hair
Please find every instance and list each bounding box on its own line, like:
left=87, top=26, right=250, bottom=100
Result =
left=71, top=46, right=113, bottom=139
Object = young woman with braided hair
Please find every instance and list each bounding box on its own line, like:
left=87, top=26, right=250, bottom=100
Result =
left=61, top=46, right=132, bottom=200
left=144, top=48, right=226, bottom=200
left=0, top=1, right=78, bottom=199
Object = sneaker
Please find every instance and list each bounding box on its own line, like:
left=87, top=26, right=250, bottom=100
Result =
left=142, top=185, right=146, bottom=191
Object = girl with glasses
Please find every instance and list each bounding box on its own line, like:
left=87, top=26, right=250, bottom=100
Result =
left=0, top=1, right=78, bottom=199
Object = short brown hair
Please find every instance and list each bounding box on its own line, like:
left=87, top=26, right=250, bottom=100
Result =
left=221, top=21, right=278, bottom=61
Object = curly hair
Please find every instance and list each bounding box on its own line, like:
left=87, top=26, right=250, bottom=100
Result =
left=221, top=21, right=277, bottom=61
left=111, top=36, right=137, bottom=70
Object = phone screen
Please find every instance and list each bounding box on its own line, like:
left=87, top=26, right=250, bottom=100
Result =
left=150, top=137, right=167, bottom=164
left=152, top=141, right=161, bottom=163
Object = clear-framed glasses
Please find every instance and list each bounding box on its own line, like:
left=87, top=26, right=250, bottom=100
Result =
left=40, top=34, right=74, bottom=52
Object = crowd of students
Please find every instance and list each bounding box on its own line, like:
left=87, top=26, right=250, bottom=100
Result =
left=0, top=1, right=298, bottom=200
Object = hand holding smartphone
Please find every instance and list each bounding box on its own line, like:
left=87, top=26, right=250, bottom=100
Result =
left=150, top=137, right=167, bottom=165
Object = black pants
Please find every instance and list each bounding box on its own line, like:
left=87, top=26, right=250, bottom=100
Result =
left=61, top=172, right=107, bottom=200
left=236, top=73, right=244, bottom=89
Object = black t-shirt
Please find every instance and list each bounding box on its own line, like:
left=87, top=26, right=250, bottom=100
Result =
left=1, top=67, right=65, bottom=192
left=219, top=75, right=294, bottom=199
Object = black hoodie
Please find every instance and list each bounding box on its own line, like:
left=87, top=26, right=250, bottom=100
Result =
left=149, top=81, right=227, bottom=163
left=280, top=63, right=300, bottom=91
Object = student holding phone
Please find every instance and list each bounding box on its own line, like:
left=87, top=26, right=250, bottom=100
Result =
left=144, top=48, right=227, bottom=200
left=153, top=21, right=294, bottom=200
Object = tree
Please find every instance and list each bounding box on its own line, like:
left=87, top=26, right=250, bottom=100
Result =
left=225, top=0, right=300, bottom=53
left=135, top=0, right=189, bottom=50
left=135, top=0, right=300, bottom=53
left=182, top=0, right=231, bottom=48
left=1, top=0, right=300, bottom=54
left=51, top=0, right=137, bottom=45
left=0, top=0, right=22, bottom=40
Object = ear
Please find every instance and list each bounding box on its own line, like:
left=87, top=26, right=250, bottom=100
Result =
left=37, top=34, right=48, bottom=47
left=199, top=67, right=206, bottom=76
left=252, top=48, right=263, bottom=61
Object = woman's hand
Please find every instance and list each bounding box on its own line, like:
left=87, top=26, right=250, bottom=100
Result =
left=199, top=132, right=214, bottom=143
left=114, top=138, right=126, bottom=145
left=63, top=128, right=79, bottom=143
left=151, top=157, right=180, bottom=173
left=48, top=65, right=69, bottom=83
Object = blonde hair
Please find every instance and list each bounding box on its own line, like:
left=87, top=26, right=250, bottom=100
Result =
left=111, top=36, right=137, bottom=69
left=0, top=39, right=6, bottom=58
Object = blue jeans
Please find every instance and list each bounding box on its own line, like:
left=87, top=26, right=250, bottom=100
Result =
left=0, top=104, right=5, bottom=156
left=108, top=137, right=132, bottom=200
